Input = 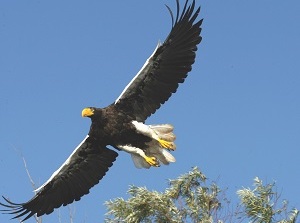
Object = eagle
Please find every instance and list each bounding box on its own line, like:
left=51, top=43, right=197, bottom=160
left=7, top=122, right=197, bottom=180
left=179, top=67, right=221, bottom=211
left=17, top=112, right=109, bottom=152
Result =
left=0, top=0, right=203, bottom=221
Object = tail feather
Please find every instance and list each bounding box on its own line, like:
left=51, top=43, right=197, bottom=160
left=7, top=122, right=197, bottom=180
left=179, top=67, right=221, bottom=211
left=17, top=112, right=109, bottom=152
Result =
left=155, top=149, right=176, bottom=165
left=149, top=124, right=174, bottom=134
left=161, top=132, right=176, bottom=142
left=131, top=154, right=151, bottom=169
left=161, top=149, right=176, bottom=163
left=149, top=124, right=176, bottom=142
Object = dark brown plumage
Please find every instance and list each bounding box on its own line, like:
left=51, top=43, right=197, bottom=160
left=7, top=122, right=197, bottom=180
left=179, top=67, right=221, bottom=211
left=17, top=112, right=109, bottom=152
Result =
left=0, top=0, right=203, bottom=221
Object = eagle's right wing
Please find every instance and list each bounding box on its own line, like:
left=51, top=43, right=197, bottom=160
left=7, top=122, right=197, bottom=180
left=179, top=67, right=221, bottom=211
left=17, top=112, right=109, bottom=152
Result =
left=0, top=135, right=118, bottom=221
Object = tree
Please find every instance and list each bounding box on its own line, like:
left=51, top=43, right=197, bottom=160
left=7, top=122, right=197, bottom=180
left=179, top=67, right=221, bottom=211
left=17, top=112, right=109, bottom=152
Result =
left=237, top=177, right=299, bottom=223
left=104, top=167, right=299, bottom=223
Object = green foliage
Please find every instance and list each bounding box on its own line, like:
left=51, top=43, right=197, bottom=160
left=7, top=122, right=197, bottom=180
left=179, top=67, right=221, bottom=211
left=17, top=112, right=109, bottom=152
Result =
left=105, top=167, right=222, bottom=223
left=104, top=167, right=298, bottom=223
left=237, top=177, right=299, bottom=223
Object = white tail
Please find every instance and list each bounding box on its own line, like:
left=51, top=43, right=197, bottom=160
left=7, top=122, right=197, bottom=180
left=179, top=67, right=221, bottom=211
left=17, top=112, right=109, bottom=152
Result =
left=126, top=122, right=177, bottom=168
left=149, top=124, right=176, bottom=143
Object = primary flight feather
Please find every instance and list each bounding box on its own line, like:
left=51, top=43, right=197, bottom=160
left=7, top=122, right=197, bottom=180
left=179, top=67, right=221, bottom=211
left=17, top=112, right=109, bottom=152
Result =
left=0, top=0, right=203, bottom=221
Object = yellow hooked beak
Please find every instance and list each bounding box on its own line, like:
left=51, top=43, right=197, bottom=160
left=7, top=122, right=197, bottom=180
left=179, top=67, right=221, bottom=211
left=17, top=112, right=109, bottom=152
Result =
left=82, top=107, right=94, bottom=117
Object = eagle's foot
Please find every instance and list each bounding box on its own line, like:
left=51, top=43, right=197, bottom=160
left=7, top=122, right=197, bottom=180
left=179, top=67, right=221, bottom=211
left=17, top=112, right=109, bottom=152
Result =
left=158, top=139, right=175, bottom=151
left=145, top=156, right=160, bottom=167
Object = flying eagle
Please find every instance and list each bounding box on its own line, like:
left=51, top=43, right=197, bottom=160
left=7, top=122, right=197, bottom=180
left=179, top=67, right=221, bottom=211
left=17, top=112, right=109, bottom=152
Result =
left=0, top=0, right=202, bottom=221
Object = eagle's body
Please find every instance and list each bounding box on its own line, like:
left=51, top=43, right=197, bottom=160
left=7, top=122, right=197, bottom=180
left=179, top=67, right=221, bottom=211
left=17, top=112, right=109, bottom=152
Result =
left=0, top=0, right=203, bottom=221
left=85, top=106, right=175, bottom=168
left=88, top=106, right=151, bottom=150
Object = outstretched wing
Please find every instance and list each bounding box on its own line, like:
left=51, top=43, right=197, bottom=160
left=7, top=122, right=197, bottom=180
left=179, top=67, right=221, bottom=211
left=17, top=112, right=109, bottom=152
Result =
left=115, top=0, right=203, bottom=122
left=0, top=135, right=118, bottom=222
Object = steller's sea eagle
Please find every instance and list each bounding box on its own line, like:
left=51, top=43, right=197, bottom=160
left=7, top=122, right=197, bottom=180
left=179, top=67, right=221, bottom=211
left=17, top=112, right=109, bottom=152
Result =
left=0, top=0, right=203, bottom=221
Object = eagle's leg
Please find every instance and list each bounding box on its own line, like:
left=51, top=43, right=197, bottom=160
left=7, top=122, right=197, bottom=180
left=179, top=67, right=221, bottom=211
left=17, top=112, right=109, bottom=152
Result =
left=132, top=121, right=176, bottom=151
left=144, top=156, right=160, bottom=167
left=117, top=144, right=160, bottom=167
left=157, top=139, right=175, bottom=150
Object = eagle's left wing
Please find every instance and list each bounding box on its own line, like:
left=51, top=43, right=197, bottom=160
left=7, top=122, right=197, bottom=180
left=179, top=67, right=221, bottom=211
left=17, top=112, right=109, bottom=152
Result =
left=0, top=135, right=118, bottom=222
left=114, top=0, right=203, bottom=122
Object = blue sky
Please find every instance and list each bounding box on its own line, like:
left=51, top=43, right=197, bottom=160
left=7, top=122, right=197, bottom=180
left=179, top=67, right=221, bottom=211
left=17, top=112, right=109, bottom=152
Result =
left=1, top=0, right=299, bottom=222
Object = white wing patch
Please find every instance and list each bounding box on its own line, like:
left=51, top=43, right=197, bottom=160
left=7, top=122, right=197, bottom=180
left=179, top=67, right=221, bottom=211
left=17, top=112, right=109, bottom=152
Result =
left=114, top=42, right=161, bottom=104
left=34, top=135, right=90, bottom=192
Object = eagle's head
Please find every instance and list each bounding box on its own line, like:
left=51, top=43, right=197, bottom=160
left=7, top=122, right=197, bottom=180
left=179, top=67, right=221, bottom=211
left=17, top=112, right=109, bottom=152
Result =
left=82, top=107, right=97, bottom=118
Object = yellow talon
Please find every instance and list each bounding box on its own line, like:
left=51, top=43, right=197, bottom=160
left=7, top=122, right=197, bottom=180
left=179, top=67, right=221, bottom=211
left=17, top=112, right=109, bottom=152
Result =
left=145, top=156, right=160, bottom=167
left=158, top=139, right=175, bottom=150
